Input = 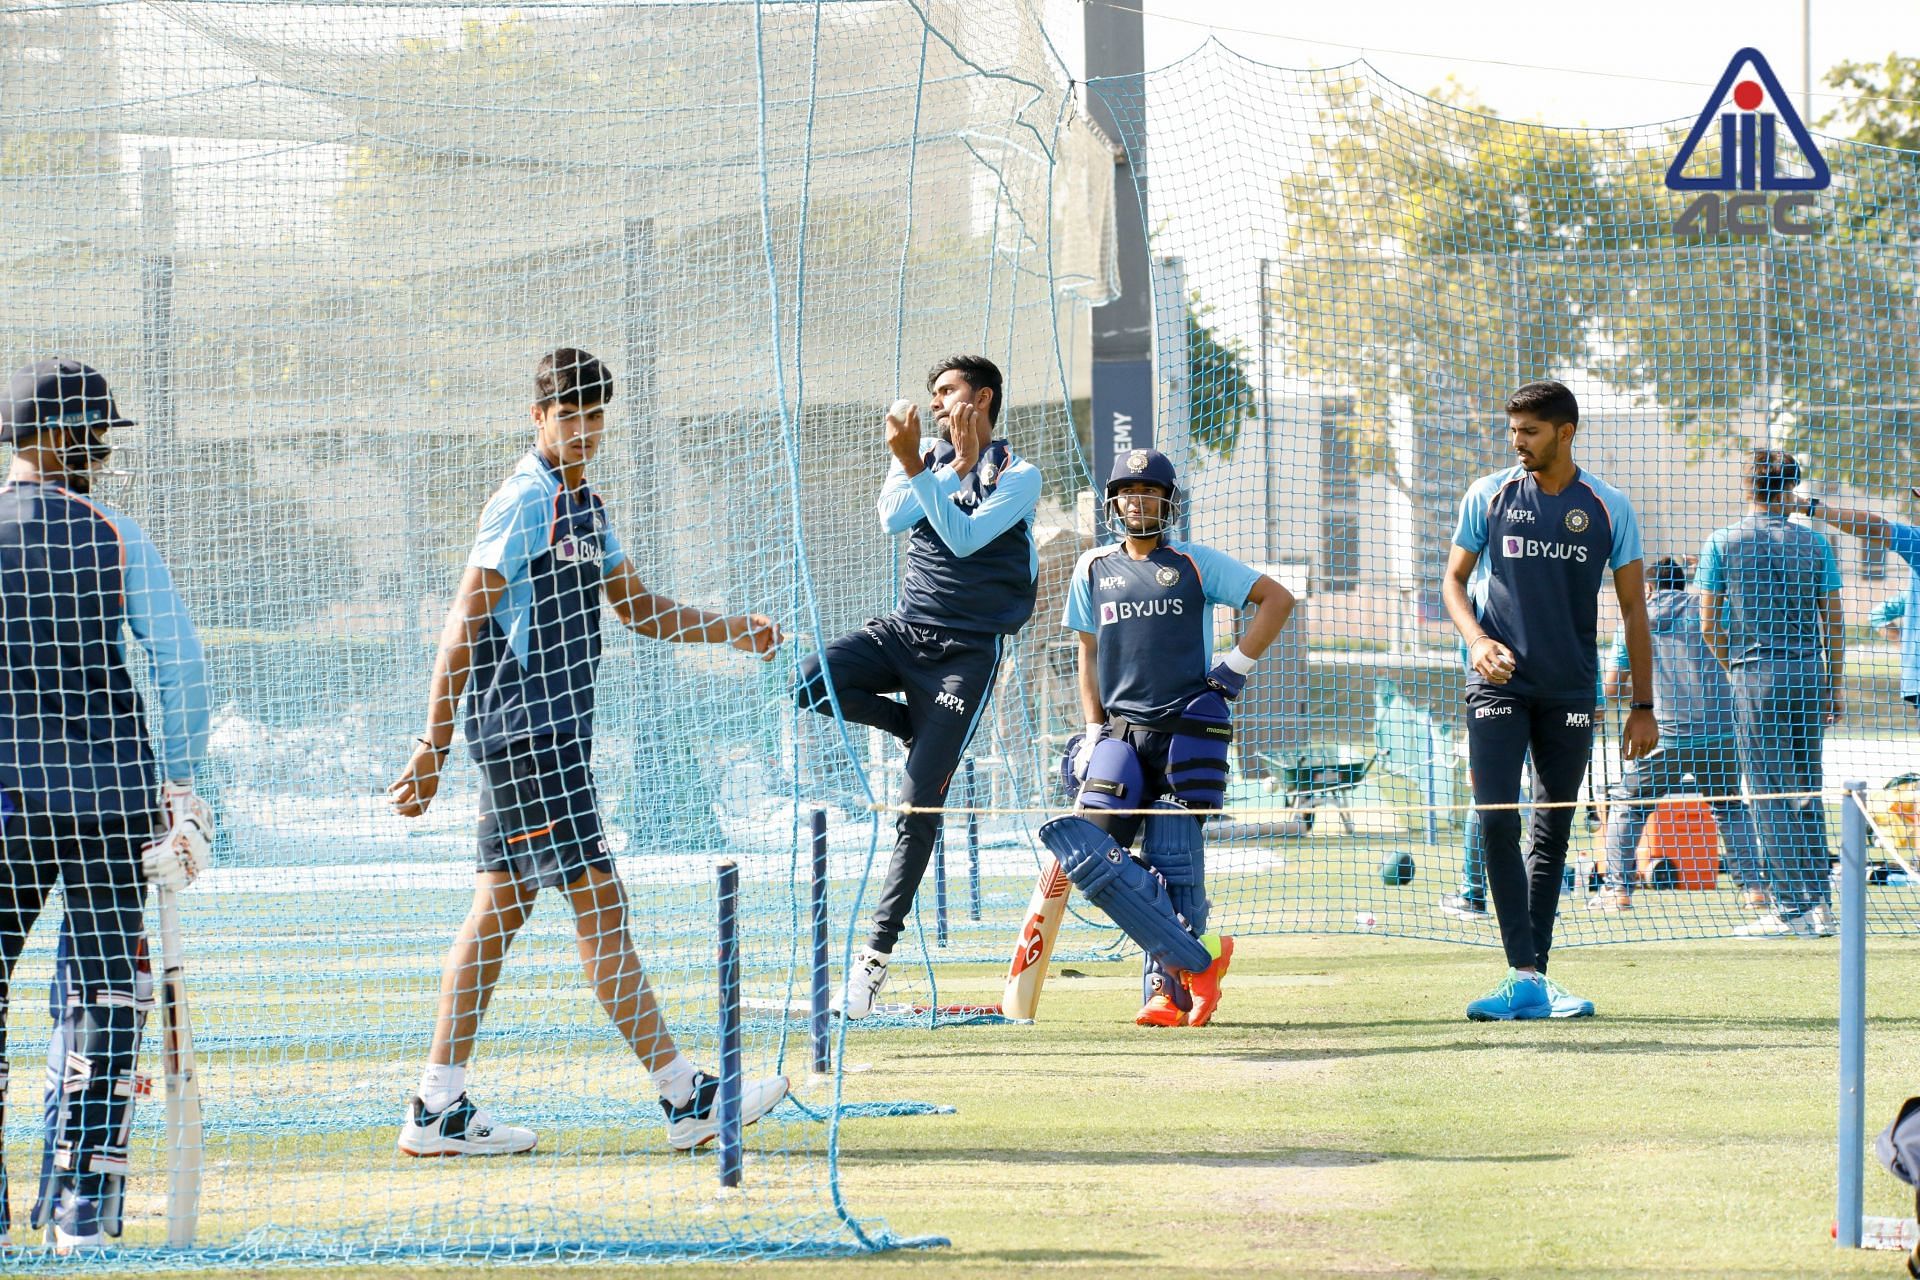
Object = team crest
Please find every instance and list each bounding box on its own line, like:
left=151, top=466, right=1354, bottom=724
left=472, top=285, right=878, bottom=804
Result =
left=1155, top=566, right=1179, bottom=587
left=981, top=462, right=998, bottom=485
left=1127, top=451, right=1149, bottom=472
left=1564, top=508, right=1590, bottom=534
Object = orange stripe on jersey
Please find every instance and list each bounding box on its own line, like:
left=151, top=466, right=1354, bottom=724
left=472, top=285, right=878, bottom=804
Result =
left=51, top=484, right=128, bottom=609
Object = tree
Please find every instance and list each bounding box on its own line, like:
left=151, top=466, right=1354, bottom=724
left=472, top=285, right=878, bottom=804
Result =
left=1182, top=294, right=1256, bottom=458
left=1821, top=55, right=1920, bottom=152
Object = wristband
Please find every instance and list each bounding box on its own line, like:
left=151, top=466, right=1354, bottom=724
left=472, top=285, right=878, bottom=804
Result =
left=1223, top=647, right=1258, bottom=676
left=1468, top=635, right=1495, bottom=654
left=416, top=737, right=447, bottom=756
left=1629, top=702, right=1654, bottom=712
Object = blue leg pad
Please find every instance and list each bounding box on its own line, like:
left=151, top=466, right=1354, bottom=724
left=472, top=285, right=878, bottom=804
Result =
left=1040, top=816, right=1212, bottom=974
left=1141, top=802, right=1204, bottom=887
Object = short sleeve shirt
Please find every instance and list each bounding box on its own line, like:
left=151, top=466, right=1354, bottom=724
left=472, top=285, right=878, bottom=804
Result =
left=1064, top=539, right=1261, bottom=726
left=1452, top=465, right=1641, bottom=700
left=463, top=451, right=627, bottom=757
left=1696, top=514, right=1839, bottom=667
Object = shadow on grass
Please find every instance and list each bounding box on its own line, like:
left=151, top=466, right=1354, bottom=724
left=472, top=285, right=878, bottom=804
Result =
left=843, top=1145, right=1566, bottom=1168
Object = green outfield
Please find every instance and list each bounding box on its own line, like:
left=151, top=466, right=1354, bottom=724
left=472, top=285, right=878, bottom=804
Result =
left=106, top=930, right=1920, bottom=1279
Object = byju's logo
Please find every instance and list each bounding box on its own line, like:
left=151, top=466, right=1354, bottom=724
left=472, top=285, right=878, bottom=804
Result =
left=1667, top=48, right=1829, bottom=237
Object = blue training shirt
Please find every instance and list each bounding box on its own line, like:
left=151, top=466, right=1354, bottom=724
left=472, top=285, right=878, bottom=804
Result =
left=463, top=451, right=628, bottom=759
left=0, top=481, right=209, bottom=817
left=1606, top=589, right=1736, bottom=746
left=1453, top=464, right=1643, bottom=701
left=879, top=438, right=1040, bottom=636
left=1696, top=513, right=1840, bottom=667
left=1887, top=523, right=1920, bottom=701
left=1064, top=539, right=1261, bottom=726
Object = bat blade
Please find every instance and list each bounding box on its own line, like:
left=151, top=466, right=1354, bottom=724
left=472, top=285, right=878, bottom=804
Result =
left=157, top=890, right=201, bottom=1249
left=1001, top=856, right=1069, bottom=1020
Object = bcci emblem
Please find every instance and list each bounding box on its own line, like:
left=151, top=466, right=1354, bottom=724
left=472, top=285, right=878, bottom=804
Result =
left=1564, top=509, right=1590, bottom=534
left=1126, top=451, right=1149, bottom=472
left=1155, top=566, right=1179, bottom=587
left=980, top=462, right=998, bottom=485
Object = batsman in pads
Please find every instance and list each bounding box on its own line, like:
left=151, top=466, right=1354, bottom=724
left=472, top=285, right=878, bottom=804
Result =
left=1028, top=448, right=1293, bottom=1027
left=0, top=359, right=212, bottom=1251
left=388, top=349, right=789, bottom=1155
left=793, top=356, right=1039, bottom=1019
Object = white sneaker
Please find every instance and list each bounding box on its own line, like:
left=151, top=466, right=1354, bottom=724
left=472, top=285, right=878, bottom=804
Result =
left=663, top=1071, right=791, bottom=1151
left=52, top=1226, right=103, bottom=1254
left=1806, top=905, right=1835, bottom=937
left=397, top=1093, right=537, bottom=1156
left=832, top=947, right=890, bottom=1020
left=1735, top=913, right=1815, bottom=939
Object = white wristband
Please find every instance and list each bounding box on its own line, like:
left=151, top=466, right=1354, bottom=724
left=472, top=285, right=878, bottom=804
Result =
left=1223, top=647, right=1258, bottom=676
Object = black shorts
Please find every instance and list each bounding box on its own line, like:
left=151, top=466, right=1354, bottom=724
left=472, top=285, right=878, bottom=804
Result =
left=475, top=737, right=611, bottom=889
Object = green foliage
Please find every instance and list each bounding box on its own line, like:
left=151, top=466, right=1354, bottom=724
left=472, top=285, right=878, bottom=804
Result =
left=1270, top=71, right=1920, bottom=502
left=1821, top=54, right=1920, bottom=152
left=1183, top=295, right=1255, bottom=458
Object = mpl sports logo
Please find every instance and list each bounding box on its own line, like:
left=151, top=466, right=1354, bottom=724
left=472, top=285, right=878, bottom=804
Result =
left=1667, top=48, right=1829, bottom=237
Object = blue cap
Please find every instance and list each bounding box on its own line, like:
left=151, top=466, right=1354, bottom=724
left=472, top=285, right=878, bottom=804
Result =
left=1106, top=447, right=1178, bottom=496
left=1, top=358, right=135, bottom=445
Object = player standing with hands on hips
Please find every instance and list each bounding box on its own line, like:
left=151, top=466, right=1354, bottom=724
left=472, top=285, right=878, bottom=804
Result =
left=0, top=359, right=211, bottom=1250
left=388, top=349, right=789, bottom=1155
left=1443, top=380, right=1657, bottom=1021
left=1043, top=448, right=1294, bottom=1026
left=794, top=356, right=1039, bottom=1019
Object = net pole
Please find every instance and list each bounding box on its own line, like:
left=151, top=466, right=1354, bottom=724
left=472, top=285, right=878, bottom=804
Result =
left=933, top=829, right=949, bottom=947
left=717, top=859, right=744, bottom=1190
left=1837, top=780, right=1868, bottom=1247
left=809, top=809, right=831, bottom=1076
left=965, top=758, right=981, bottom=922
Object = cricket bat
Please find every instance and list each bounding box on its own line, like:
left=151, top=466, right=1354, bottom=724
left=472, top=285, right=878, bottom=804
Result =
left=1002, top=856, right=1070, bottom=1020
left=156, top=888, right=201, bottom=1248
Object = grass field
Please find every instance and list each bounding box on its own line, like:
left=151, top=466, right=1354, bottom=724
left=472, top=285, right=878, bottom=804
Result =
left=91, top=929, right=1920, bottom=1279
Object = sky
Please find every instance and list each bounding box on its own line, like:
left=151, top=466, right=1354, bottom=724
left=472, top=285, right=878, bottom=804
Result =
left=1050, top=0, right=1920, bottom=130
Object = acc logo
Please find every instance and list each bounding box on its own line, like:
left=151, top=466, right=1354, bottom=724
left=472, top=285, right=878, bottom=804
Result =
left=1565, top=711, right=1592, bottom=728
left=1127, top=450, right=1150, bottom=472
left=1564, top=508, right=1590, bottom=534
left=1667, top=48, right=1828, bottom=237
left=1155, top=566, right=1179, bottom=587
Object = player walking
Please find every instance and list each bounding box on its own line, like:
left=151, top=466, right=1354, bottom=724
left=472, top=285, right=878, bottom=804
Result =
left=1044, top=448, right=1294, bottom=1026
left=1698, top=451, right=1843, bottom=939
left=794, top=356, right=1039, bottom=1019
left=0, top=359, right=211, bottom=1250
left=387, top=349, right=789, bottom=1155
left=1442, top=381, right=1656, bottom=1021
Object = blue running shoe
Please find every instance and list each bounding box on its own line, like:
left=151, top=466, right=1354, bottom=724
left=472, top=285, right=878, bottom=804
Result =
left=1542, top=975, right=1595, bottom=1018
left=1465, top=970, right=1551, bottom=1022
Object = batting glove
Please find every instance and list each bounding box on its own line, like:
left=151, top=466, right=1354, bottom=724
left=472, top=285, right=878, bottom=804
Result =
left=142, top=783, right=214, bottom=891
left=1071, top=724, right=1105, bottom=780
left=1205, top=661, right=1247, bottom=700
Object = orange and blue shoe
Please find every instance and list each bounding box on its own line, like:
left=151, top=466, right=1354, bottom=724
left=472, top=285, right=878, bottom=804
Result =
left=1135, top=993, right=1188, bottom=1027
left=1184, top=934, right=1234, bottom=1027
